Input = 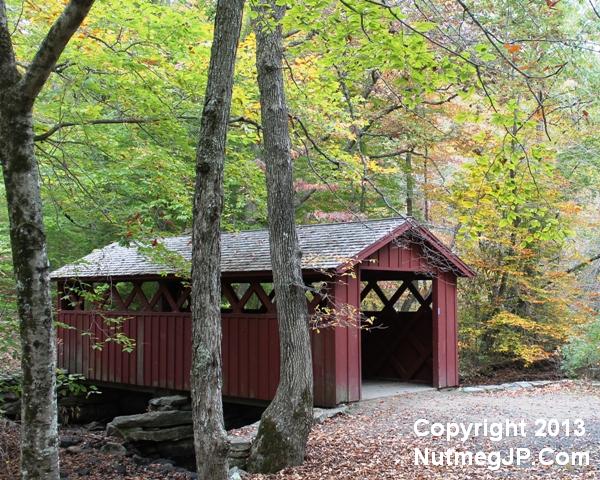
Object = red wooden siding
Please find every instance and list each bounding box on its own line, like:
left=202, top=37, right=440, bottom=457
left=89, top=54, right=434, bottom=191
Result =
left=56, top=310, right=339, bottom=406
left=328, top=271, right=361, bottom=404
left=56, top=231, right=466, bottom=407
left=361, top=241, right=431, bottom=272
left=432, top=270, right=459, bottom=388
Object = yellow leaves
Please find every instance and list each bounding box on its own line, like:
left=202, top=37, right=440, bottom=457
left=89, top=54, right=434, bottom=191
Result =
left=366, top=160, right=398, bottom=175
left=486, top=311, right=570, bottom=366
left=490, top=312, right=564, bottom=340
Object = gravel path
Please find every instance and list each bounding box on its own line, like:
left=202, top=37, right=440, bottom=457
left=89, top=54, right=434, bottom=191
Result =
left=249, top=381, right=600, bottom=479
left=3, top=381, right=599, bottom=479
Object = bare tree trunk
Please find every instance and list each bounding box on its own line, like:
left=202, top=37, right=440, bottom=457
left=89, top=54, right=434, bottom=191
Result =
left=247, top=1, right=314, bottom=473
left=190, top=1, right=244, bottom=479
left=0, top=2, right=94, bottom=478
left=405, top=152, right=414, bottom=217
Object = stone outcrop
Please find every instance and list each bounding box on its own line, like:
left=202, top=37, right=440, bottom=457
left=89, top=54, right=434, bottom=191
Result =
left=148, top=395, right=191, bottom=411
left=106, top=394, right=348, bottom=469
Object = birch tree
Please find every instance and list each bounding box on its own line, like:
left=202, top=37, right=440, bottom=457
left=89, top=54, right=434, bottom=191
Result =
left=0, top=1, right=95, bottom=478
left=247, top=1, right=314, bottom=473
left=190, top=1, right=245, bottom=479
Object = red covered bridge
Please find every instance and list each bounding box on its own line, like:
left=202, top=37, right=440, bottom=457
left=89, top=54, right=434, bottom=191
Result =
left=51, top=218, right=474, bottom=407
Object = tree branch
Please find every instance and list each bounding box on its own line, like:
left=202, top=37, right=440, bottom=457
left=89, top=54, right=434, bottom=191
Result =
left=567, top=253, right=600, bottom=274
left=0, top=0, right=20, bottom=90
left=19, top=0, right=95, bottom=106
left=34, top=115, right=260, bottom=141
left=589, top=0, right=600, bottom=20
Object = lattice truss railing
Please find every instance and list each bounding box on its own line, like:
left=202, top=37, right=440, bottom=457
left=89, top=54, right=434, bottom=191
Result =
left=360, top=279, right=432, bottom=314
left=60, top=279, right=330, bottom=315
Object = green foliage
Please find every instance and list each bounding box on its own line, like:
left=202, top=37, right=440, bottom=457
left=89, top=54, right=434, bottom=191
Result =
left=0, top=0, right=598, bottom=382
left=56, top=369, right=99, bottom=399
left=562, top=318, right=600, bottom=379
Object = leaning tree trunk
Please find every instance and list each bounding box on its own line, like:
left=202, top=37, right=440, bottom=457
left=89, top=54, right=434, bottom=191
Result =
left=247, top=2, right=314, bottom=473
left=190, top=1, right=244, bottom=479
left=0, top=2, right=94, bottom=478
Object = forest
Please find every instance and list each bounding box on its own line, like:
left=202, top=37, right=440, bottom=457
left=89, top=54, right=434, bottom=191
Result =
left=1, top=0, right=599, bottom=479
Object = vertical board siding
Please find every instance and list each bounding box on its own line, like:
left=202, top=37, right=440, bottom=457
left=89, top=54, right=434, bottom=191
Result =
left=329, top=270, right=361, bottom=405
left=364, top=243, right=430, bottom=272
left=56, top=310, right=332, bottom=405
left=56, top=312, right=284, bottom=401
left=432, top=271, right=459, bottom=388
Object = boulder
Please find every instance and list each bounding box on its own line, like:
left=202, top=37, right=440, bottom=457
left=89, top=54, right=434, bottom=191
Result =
left=108, top=410, right=192, bottom=432
left=60, top=435, right=82, bottom=448
left=228, top=436, right=252, bottom=458
left=313, top=405, right=348, bottom=424
left=118, top=425, right=193, bottom=443
left=229, top=466, right=248, bottom=479
left=100, top=442, right=127, bottom=455
left=148, top=395, right=190, bottom=412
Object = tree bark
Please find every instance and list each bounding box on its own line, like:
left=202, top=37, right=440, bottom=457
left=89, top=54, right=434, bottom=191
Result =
left=190, top=1, right=244, bottom=479
left=247, top=2, right=314, bottom=473
left=405, top=152, right=414, bottom=217
left=0, top=2, right=94, bottom=478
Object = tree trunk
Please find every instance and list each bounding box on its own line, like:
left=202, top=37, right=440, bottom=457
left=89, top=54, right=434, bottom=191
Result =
left=1, top=105, right=60, bottom=480
left=190, top=1, right=244, bottom=479
left=0, top=2, right=94, bottom=478
left=405, top=152, right=414, bottom=217
left=248, top=2, right=314, bottom=473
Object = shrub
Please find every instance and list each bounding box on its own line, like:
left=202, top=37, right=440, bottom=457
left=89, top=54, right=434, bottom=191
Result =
left=562, top=318, right=600, bottom=379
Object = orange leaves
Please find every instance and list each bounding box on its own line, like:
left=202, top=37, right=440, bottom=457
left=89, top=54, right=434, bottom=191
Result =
left=503, top=43, right=522, bottom=54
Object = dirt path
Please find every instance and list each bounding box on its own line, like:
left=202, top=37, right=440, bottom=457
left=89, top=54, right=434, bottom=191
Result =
left=249, top=381, right=600, bottom=479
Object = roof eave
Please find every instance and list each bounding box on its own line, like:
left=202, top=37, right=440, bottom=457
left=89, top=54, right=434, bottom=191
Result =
left=334, top=221, right=476, bottom=278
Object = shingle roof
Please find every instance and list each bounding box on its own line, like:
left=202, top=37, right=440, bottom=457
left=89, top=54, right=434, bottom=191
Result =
left=50, top=217, right=410, bottom=279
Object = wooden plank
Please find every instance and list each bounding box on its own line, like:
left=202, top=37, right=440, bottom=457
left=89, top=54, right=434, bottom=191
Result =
left=159, top=316, right=168, bottom=388
left=248, top=317, right=258, bottom=398
left=268, top=317, right=279, bottom=398
left=183, top=316, right=191, bottom=390
left=257, top=318, right=269, bottom=399
left=222, top=317, right=230, bottom=396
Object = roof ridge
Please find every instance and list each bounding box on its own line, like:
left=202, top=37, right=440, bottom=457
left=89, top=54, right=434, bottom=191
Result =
left=160, top=216, right=407, bottom=239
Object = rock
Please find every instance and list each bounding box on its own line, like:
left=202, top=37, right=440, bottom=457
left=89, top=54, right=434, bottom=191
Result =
left=313, top=405, right=348, bottom=424
left=84, top=421, right=105, bottom=431
left=65, top=445, right=83, bottom=455
left=60, top=435, right=82, bottom=448
left=229, top=436, right=252, bottom=452
left=514, top=381, right=533, bottom=388
left=531, top=380, right=554, bottom=388
left=461, top=387, right=485, bottom=393
left=133, top=438, right=195, bottom=460
left=480, top=385, right=503, bottom=391
left=108, top=410, right=192, bottom=431
left=149, top=395, right=190, bottom=411
left=229, top=466, right=248, bottom=480
left=114, top=464, right=127, bottom=475
left=118, top=425, right=194, bottom=443
left=77, top=468, right=91, bottom=476
left=503, top=383, right=524, bottom=390
left=151, top=458, right=176, bottom=473
left=100, top=442, right=127, bottom=455
left=132, top=454, right=150, bottom=466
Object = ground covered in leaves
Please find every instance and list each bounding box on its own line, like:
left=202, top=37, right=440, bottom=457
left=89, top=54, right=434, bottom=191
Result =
left=248, top=382, right=600, bottom=480
left=2, top=382, right=600, bottom=479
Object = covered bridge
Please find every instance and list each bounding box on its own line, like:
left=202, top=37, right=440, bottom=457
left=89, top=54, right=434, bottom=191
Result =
left=51, top=218, right=474, bottom=407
